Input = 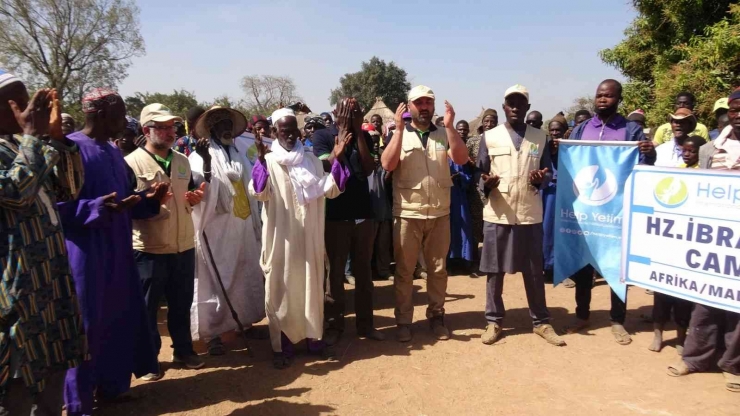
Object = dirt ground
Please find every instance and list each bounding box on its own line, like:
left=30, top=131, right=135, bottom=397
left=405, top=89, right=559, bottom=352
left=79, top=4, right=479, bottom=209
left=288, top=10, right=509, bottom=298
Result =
left=100, top=275, right=738, bottom=416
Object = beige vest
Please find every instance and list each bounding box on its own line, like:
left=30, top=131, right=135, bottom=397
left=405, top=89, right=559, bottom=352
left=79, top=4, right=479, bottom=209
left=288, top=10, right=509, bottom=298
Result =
left=392, top=126, right=453, bottom=219
left=483, top=124, right=546, bottom=225
left=126, top=148, right=195, bottom=254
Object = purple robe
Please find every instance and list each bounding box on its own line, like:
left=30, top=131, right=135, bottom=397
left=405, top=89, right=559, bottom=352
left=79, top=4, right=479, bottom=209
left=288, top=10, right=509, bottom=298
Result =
left=58, top=132, right=159, bottom=415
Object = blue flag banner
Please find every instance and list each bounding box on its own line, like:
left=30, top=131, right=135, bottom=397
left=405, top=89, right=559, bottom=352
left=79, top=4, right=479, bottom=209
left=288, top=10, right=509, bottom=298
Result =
left=554, top=140, right=640, bottom=301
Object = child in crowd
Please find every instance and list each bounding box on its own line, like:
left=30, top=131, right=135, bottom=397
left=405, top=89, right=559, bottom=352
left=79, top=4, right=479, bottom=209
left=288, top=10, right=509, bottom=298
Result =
left=649, top=135, right=706, bottom=353
left=679, top=135, right=706, bottom=168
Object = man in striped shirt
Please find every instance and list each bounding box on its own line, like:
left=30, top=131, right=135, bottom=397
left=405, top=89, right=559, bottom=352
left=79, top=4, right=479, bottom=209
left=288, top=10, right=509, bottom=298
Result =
left=0, top=71, right=86, bottom=416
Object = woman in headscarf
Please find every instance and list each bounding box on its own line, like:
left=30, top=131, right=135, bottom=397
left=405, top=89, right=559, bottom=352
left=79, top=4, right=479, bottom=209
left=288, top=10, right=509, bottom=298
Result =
left=466, top=109, right=498, bottom=275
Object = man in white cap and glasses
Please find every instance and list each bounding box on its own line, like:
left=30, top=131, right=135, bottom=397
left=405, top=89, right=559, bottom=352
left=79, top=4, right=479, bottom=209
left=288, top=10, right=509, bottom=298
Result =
left=475, top=84, right=565, bottom=347
left=126, top=104, right=207, bottom=380
left=249, top=107, right=351, bottom=369
left=381, top=85, right=469, bottom=342
left=188, top=106, right=265, bottom=356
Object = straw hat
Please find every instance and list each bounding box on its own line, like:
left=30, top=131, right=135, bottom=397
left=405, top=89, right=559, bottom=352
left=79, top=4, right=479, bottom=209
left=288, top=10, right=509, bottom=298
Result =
left=195, top=106, right=247, bottom=139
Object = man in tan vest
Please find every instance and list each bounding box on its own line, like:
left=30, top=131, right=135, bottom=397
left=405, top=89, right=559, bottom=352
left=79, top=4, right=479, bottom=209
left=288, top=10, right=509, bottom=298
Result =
left=126, top=104, right=208, bottom=380
left=381, top=85, right=469, bottom=342
left=475, top=85, right=565, bottom=347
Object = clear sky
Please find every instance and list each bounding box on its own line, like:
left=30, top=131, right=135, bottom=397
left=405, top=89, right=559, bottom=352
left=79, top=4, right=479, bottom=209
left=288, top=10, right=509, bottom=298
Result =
left=118, top=0, right=636, bottom=121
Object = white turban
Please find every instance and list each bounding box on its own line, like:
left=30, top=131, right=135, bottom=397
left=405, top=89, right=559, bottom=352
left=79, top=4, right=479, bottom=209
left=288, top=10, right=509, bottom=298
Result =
left=271, top=108, right=296, bottom=125
left=0, top=69, right=21, bottom=91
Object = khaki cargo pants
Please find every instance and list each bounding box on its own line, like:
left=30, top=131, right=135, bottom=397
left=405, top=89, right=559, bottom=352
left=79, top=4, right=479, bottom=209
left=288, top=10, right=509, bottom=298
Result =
left=393, top=216, right=450, bottom=325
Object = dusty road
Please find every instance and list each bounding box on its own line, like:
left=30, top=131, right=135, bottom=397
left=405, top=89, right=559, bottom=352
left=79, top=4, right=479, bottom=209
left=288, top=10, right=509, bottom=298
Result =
left=101, top=275, right=737, bottom=416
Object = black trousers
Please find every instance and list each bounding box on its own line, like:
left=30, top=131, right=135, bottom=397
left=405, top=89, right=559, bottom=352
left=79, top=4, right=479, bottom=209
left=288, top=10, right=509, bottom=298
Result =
left=0, top=371, right=65, bottom=416
left=652, top=293, right=692, bottom=327
left=572, top=265, right=627, bottom=324
left=372, top=219, right=393, bottom=278
left=486, top=272, right=550, bottom=326
left=683, top=304, right=740, bottom=375
left=135, top=249, right=196, bottom=357
left=324, top=220, right=376, bottom=332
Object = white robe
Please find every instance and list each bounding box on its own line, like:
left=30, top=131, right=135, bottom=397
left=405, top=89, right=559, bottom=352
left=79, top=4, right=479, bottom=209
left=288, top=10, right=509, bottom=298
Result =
left=189, top=137, right=265, bottom=340
left=248, top=151, right=341, bottom=352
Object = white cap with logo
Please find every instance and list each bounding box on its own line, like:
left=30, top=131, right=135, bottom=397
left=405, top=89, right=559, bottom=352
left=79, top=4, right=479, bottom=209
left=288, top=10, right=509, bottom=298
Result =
left=504, top=84, right=529, bottom=101
left=140, top=103, right=182, bottom=126
left=408, top=85, right=435, bottom=102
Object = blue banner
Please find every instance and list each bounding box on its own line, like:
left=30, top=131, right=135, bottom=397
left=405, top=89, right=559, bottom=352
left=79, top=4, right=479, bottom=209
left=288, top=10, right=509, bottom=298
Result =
left=554, top=141, right=640, bottom=301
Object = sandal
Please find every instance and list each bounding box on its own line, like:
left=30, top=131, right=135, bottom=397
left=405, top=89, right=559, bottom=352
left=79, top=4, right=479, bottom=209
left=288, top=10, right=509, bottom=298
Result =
left=207, top=338, right=226, bottom=356
left=724, top=372, right=740, bottom=392
left=611, top=324, right=632, bottom=345
left=272, top=352, right=293, bottom=370
left=667, top=360, right=690, bottom=377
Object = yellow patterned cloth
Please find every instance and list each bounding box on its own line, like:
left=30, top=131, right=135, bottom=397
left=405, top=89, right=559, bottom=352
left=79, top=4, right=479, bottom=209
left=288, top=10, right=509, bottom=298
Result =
left=231, top=180, right=251, bottom=219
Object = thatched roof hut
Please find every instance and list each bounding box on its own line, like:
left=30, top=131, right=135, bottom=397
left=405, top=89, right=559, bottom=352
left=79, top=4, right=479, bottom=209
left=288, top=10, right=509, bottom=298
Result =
left=467, top=107, right=487, bottom=136
left=364, top=97, right=395, bottom=125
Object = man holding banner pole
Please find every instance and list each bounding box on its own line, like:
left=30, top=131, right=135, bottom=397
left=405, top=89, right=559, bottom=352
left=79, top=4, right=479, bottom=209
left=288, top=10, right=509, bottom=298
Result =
left=475, top=84, right=565, bottom=347
left=665, top=88, right=740, bottom=393
left=560, top=79, right=655, bottom=345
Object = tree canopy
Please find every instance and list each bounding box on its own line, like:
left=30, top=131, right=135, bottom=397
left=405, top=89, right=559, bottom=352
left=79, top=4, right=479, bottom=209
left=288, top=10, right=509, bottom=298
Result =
left=329, top=57, right=411, bottom=113
left=124, top=90, right=199, bottom=120
left=563, top=96, right=596, bottom=122
left=0, top=0, right=145, bottom=108
left=601, top=1, right=740, bottom=126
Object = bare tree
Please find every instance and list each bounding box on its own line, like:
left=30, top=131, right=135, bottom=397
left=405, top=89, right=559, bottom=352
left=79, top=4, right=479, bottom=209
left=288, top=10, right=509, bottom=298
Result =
left=0, top=0, right=145, bottom=105
left=241, top=75, right=302, bottom=115
left=564, top=95, right=596, bottom=122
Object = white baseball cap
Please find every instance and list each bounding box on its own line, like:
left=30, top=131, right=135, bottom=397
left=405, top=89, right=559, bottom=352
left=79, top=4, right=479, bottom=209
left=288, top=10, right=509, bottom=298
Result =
left=504, top=84, right=529, bottom=101
left=140, top=103, right=182, bottom=126
left=408, top=85, right=435, bottom=102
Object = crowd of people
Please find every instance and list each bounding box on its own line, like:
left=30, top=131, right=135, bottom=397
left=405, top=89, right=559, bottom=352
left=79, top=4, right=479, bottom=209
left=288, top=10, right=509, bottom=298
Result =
left=1, top=67, right=739, bottom=416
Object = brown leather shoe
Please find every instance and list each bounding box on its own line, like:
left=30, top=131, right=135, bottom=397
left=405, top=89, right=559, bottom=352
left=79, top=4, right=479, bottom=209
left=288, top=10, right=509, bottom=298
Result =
left=534, top=324, right=566, bottom=346
left=481, top=323, right=502, bottom=345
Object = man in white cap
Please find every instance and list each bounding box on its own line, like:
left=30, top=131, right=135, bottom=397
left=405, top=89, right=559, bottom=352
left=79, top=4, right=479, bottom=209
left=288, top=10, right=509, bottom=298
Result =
left=475, top=84, right=565, bottom=346
left=188, top=107, right=265, bottom=356
left=126, top=104, right=207, bottom=380
left=380, top=85, right=468, bottom=342
left=249, top=107, right=350, bottom=368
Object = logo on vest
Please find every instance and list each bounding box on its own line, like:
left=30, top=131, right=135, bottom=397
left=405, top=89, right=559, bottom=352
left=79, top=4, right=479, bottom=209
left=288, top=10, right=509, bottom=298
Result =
left=572, top=165, right=618, bottom=206
left=177, top=164, right=188, bottom=179
left=435, top=141, right=445, bottom=151
left=528, top=143, right=539, bottom=157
